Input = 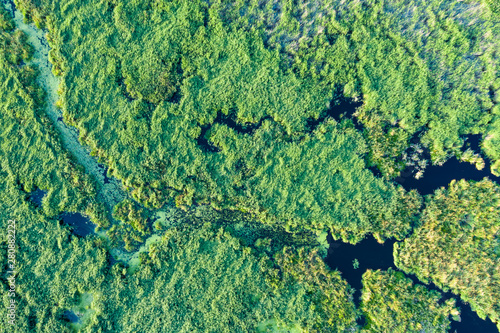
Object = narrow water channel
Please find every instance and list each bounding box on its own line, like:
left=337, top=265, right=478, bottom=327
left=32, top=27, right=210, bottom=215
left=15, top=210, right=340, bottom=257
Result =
left=197, top=97, right=362, bottom=153
left=321, top=103, right=500, bottom=331
left=4, top=0, right=126, bottom=216
left=5, top=1, right=499, bottom=331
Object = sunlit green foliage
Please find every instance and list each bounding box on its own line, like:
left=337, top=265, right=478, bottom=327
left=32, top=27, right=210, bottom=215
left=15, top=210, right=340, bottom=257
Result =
left=0, top=4, right=106, bottom=224
left=4, top=0, right=500, bottom=330
left=218, top=0, right=500, bottom=177
left=360, top=268, right=458, bottom=332
left=395, top=179, right=500, bottom=330
left=101, top=223, right=358, bottom=333
left=273, top=246, right=359, bottom=331
left=194, top=0, right=500, bottom=177
left=0, top=12, right=359, bottom=333
left=13, top=0, right=500, bottom=181
left=12, top=0, right=48, bottom=28
left=209, top=119, right=421, bottom=243
left=0, top=5, right=14, bottom=30
left=113, top=199, right=150, bottom=235
left=0, top=179, right=359, bottom=332
left=108, top=199, right=155, bottom=251
left=10, top=0, right=424, bottom=243
left=289, top=0, right=500, bottom=177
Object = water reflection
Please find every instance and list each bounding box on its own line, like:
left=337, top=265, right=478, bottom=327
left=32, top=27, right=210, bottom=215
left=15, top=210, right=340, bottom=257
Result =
left=63, top=310, right=81, bottom=324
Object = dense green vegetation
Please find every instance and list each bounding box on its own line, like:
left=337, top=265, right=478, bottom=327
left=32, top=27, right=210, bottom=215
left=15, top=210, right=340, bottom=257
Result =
left=11, top=0, right=500, bottom=245
left=341, top=0, right=500, bottom=177
left=0, top=13, right=360, bottom=326
left=0, top=178, right=359, bottom=332
left=360, top=268, right=458, bottom=332
left=395, top=179, right=500, bottom=330
left=280, top=0, right=500, bottom=177
left=8, top=0, right=430, bottom=244
left=3, top=0, right=500, bottom=331
left=0, top=182, right=108, bottom=332
left=0, top=4, right=107, bottom=224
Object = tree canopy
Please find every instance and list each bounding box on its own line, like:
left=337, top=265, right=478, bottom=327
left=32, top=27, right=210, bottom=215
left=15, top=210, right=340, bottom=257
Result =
left=395, top=179, right=500, bottom=330
left=360, top=268, right=458, bottom=333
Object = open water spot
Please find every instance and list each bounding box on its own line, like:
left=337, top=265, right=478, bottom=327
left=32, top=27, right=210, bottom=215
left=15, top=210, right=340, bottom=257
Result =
left=63, top=310, right=81, bottom=324
left=395, top=135, right=500, bottom=195
left=28, top=189, right=46, bottom=207
left=326, top=235, right=396, bottom=305
left=325, top=235, right=498, bottom=332
left=368, top=166, right=383, bottom=178
left=307, top=98, right=363, bottom=132
left=61, top=212, right=95, bottom=237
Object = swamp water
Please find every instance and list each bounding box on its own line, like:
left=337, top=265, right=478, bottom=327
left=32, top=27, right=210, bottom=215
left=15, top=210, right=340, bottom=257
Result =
left=28, top=189, right=95, bottom=237
left=323, top=103, right=499, bottom=331
left=326, top=236, right=498, bottom=332
left=6, top=1, right=499, bottom=331
left=4, top=0, right=126, bottom=219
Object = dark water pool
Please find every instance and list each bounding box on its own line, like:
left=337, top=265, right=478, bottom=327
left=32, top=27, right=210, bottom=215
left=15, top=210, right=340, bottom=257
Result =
left=307, top=98, right=363, bottom=131
left=395, top=135, right=500, bottom=195
left=395, top=154, right=500, bottom=196
left=28, top=192, right=97, bottom=237
left=63, top=310, right=80, bottom=323
left=60, top=212, right=95, bottom=237
left=325, top=235, right=498, bottom=332
left=28, top=189, right=46, bottom=207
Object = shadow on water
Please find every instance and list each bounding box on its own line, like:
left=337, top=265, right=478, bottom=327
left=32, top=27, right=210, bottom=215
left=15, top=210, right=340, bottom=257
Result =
left=197, top=123, right=221, bottom=153
left=28, top=189, right=46, bottom=207
left=60, top=212, right=95, bottom=237
left=102, top=167, right=111, bottom=184
left=325, top=235, right=498, bottom=332
left=395, top=135, right=500, bottom=195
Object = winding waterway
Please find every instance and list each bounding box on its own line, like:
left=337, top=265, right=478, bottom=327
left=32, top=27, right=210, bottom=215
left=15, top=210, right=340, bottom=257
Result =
left=6, top=1, right=500, bottom=331
left=321, top=103, right=500, bottom=331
